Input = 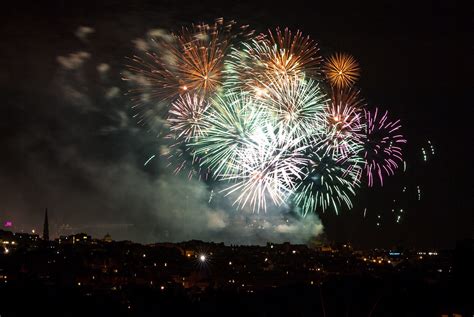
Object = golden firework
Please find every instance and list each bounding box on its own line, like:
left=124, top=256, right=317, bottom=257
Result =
left=263, top=28, right=321, bottom=77
left=126, top=19, right=252, bottom=101
left=323, top=53, right=360, bottom=88
left=224, top=28, right=321, bottom=94
left=172, top=22, right=230, bottom=95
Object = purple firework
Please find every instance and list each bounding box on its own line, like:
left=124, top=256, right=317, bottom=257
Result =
left=363, top=108, right=406, bottom=187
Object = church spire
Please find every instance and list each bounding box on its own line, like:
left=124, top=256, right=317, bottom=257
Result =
left=43, top=208, right=49, bottom=241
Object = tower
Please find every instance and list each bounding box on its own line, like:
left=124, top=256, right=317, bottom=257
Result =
left=43, top=208, right=49, bottom=241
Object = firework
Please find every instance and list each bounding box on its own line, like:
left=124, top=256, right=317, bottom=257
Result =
left=191, top=92, right=266, bottom=178
left=168, top=93, right=210, bottom=142
left=421, top=139, right=435, bottom=162
left=125, top=19, right=408, bottom=214
left=261, top=28, right=322, bottom=77
left=224, top=28, right=321, bottom=93
left=292, top=148, right=361, bottom=216
left=428, top=140, right=435, bottom=155
left=125, top=19, right=252, bottom=102
left=262, top=75, right=328, bottom=139
left=165, top=94, right=212, bottom=179
left=323, top=53, right=360, bottom=88
left=222, top=124, right=308, bottom=212
left=363, top=108, right=406, bottom=187
left=318, top=88, right=365, bottom=158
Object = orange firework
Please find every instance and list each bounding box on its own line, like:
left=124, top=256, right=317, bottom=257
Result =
left=172, top=22, right=230, bottom=95
left=263, top=28, right=321, bottom=77
left=225, top=28, right=321, bottom=94
left=323, top=53, right=360, bottom=89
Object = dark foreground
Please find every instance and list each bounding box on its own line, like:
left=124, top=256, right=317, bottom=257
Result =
left=1, top=274, right=471, bottom=316
left=0, top=232, right=472, bottom=316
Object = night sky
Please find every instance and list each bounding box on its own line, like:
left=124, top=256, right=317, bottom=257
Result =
left=0, top=0, right=470, bottom=248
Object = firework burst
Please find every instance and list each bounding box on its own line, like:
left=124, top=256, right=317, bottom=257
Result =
left=125, top=19, right=253, bottom=102
left=191, top=92, right=266, bottom=178
left=165, top=94, right=211, bottom=179
left=260, top=28, right=322, bottom=77
left=168, top=93, right=210, bottom=142
left=224, top=28, right=321, bottom=93
left=262, top=75, right=328, bottom=139
left=318, top=88, right=365, bottom=158
left=363, top=108, right=406, bottom=187
left=292, top=149, right=361, bottom=216
left=323, top=53, right=360, bottom=88
left=222, top=124, right=308, bottom=212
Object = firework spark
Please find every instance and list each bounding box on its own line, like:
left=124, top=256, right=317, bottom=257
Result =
left=165, top=141, right=211, bottom=180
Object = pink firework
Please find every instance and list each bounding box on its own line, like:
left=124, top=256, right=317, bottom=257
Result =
left=363, top=108, right=406, bottom=187
left=320, top=88, right=365, bottom=159
left=167, top=93, right=210, bottom=142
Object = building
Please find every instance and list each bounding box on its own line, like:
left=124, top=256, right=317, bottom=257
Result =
left=103, top=233, right=113, bottom=243
left=58, top=233, right=92, bottom=245
left=43, top=208, right=49, bottom=241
